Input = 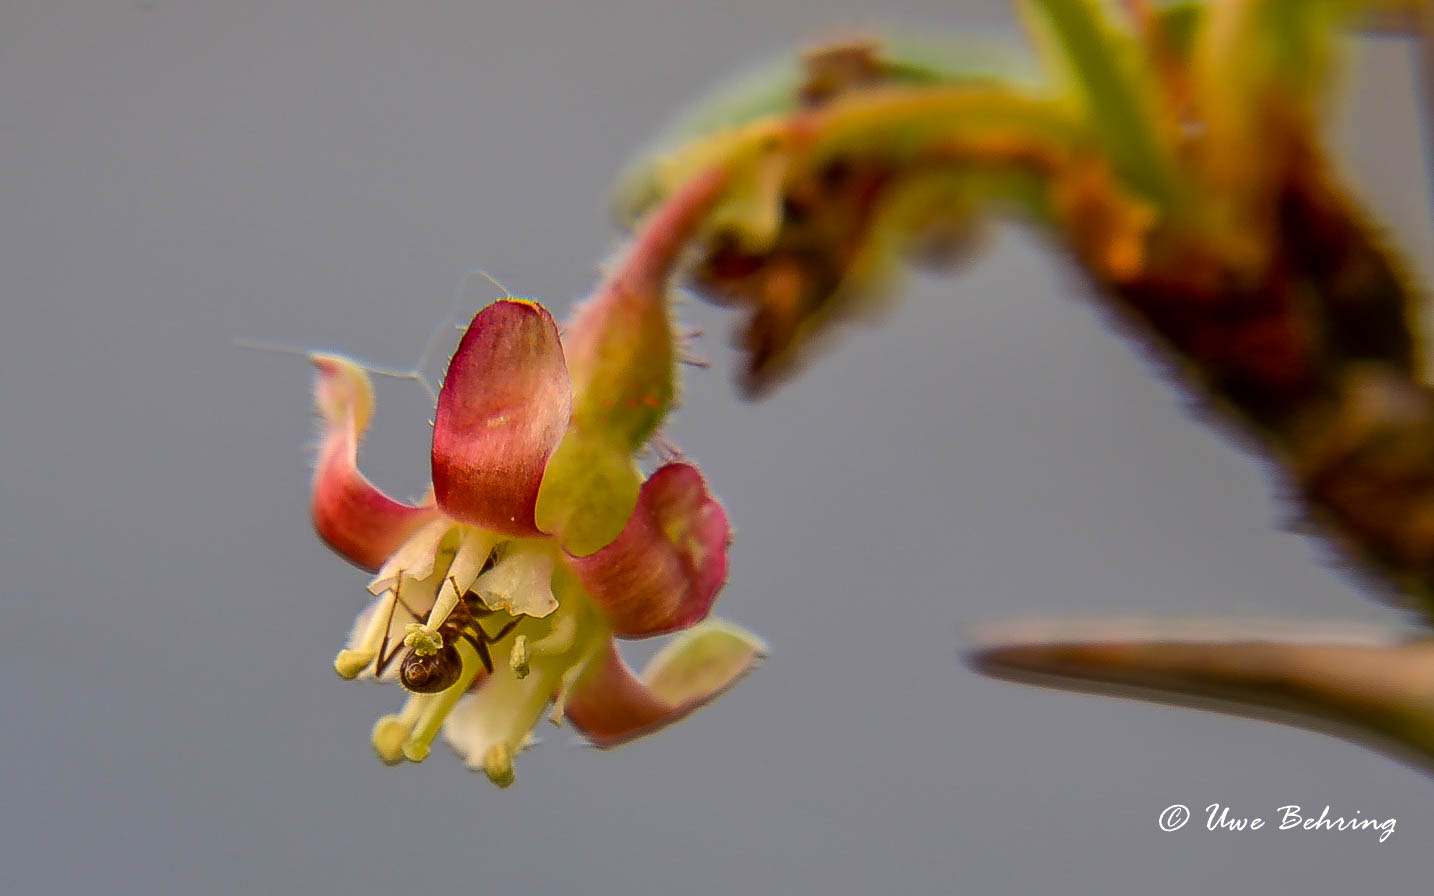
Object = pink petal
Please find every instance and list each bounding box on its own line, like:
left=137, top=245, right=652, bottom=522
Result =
left=567, top=463, right=730, bottom=637
left=565, top=621, right=765, bottom=748
left=431, top=300, right=573, bottom=536
left=310, top=355, right=438, bottom=572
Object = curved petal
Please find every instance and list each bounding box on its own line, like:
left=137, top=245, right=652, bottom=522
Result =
left=472, top=542, right=558, bottom=618
left=565, top=620, right=766, bottom=748
left=310, top=354, right=438, bottom=571
left=431, top=300, right=573, bottom=536
left=567, top=463, right=731, bottom=637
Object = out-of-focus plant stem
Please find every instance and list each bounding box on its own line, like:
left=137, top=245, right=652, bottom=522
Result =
left=601, top=1, right=1434, bottom=772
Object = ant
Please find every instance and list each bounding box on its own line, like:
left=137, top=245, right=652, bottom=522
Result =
left=372, top=579, right=519, bottom=694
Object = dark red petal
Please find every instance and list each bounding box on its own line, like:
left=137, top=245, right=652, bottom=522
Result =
left=310, top=355, right=437, bottom=571
left=567, top=463, right=730, bottom=637
left=431, top=300, right=573, bottom=536
left=565, top=622, right=765, bottom=748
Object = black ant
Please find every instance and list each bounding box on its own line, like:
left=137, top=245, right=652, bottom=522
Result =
left=372, top=579, right=519, bottom=694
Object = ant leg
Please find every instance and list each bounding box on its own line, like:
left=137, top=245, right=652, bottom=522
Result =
left=395, top=593, right=427, bottom=620
left=371, top=581, right=404, bottom=677
left=471, top=614, right=519, bottom=650
left=488, top=619, right=519, bottom=642
left=465, top=595, right=495, bottom=619
left=374, top=583, right=431, bottom=676
left=460, top=630, right=496, bottom=675
left=374, top=633, right=407, bottom=678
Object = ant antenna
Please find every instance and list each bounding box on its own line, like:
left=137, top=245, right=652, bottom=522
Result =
left=415, top=265, right=519, bottom=363
left=235, top=265, right=521, bottom=406
left=461, top=265, right=515, bottom=299
left=233, top=339, right=439, bottom=404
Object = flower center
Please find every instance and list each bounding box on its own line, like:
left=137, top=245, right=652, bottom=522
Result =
left=333, top=520, right=597, bottom=786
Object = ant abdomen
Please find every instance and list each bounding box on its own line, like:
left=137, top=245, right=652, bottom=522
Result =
left=386, top=589, right=522, bottom=692
left=399, top=644, right=463, bottom=694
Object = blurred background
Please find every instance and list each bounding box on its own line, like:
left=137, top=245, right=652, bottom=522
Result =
left=3, top=1, right=1433, bottom=893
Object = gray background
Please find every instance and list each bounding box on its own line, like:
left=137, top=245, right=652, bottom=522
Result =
left=4, top=1, right=1433, bottom=894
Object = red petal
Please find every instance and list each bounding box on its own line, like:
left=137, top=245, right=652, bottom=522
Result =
left=310, top=355, right=437, bottom=572
left=431, top=300, right=573, bottom=536
left=567, top=463, right=730, bottom=637
left=565, top=622, right=764, bottom=748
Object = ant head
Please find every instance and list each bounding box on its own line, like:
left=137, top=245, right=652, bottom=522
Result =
left=399, top=644, right=463, bottom=694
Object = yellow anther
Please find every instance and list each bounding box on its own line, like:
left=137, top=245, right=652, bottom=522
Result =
left=483, top=743, right=515, bottom=788
left=402, top=738, right=432, bottom=763
left=371, top=715, right=411, bottom=765
left=336, top=588, right=403, bottom=678
left=334, top=648, right=376, bottom=680
left=372, top=694, right=431, bottom=764
left=509, top=635, right=531, bottom=679
left=403, top=623, right=444, bottom=657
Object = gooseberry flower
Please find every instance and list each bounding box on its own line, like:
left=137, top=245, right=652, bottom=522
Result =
left=308, top=169, right=764, bottom=786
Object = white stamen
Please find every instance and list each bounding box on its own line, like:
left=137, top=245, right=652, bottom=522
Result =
left=402, top=640, right=483, bottom=762
left=443, top=645, right=567, bottom=779
left=368, top=519, right=451, bottom=596
left=334, top=588, right=398, bottom=679
left=422, top=529, right=497, bottom=630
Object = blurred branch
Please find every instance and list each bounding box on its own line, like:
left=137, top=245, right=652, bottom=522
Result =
left=968, top=619, right=1434, bottom=774
left=597, top=1, right=1434, bottom=770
